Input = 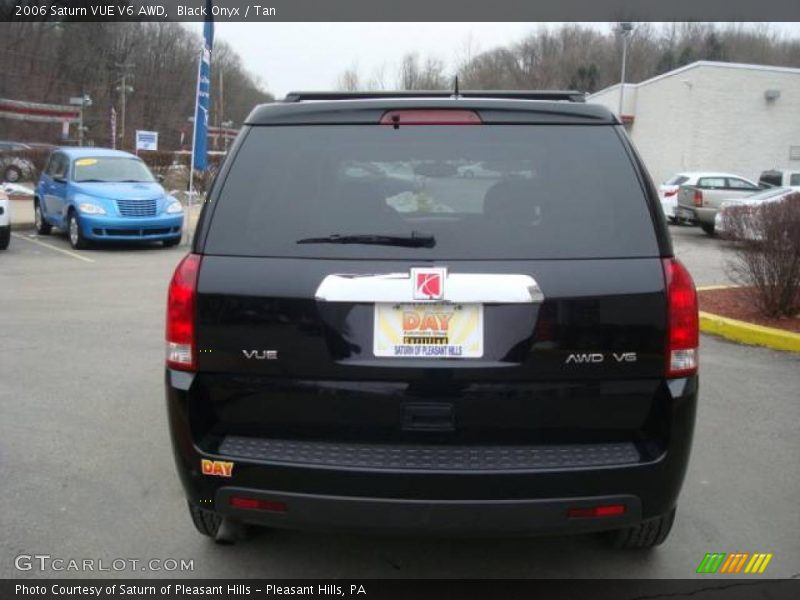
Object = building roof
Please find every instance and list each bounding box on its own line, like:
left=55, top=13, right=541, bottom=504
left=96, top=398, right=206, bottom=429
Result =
left=589, top=60, right=800, bottom=100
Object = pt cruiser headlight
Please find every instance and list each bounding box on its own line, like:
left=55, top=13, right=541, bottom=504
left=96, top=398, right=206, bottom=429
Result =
left=166, top=201, right=184, bottom=214
left=78, top=202, right=106, bottom=215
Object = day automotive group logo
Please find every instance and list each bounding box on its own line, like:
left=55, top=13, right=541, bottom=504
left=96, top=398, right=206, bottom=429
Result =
left=696, top=552, right=773, bottom=574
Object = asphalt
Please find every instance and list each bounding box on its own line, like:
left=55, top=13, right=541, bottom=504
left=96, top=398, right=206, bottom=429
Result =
left=0, top=225, right=798, bottom=579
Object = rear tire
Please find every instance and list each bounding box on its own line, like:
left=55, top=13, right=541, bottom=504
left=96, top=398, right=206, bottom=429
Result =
left=34, top=201, right=52, bottom=235
left=0, top=226, right=9, bottom=250
left=67, top=210, right=89, bottom=250
left=701, top=223, right=716, bottom=236
left=187, top=501, right=222, bottom=538
left=3, top=164, right=22, bottom=183
left=606, top=507, right=676, bottom=549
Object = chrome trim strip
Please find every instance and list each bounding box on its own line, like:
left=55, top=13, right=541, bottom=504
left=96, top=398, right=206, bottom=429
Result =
left=315, top=273, right=544, bottom=304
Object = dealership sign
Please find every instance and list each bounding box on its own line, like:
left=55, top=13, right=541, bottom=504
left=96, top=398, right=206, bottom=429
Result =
left=0, top=98, right=80, bottom=123
left=135, top=130, right=158, bottom=151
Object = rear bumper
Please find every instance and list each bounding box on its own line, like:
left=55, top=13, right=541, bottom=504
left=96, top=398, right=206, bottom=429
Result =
left=678, top=205, right=716, bottom=225
left=166, top=371, right=698, bottom=535
left=216, top=488, right=641, bottom=535
left=660, top=197, right=677, bottom=219
left=79, top=213, right=182, bottom=241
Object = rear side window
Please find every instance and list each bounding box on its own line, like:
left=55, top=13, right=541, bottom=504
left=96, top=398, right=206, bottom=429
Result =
left=790, top=173, right=800, bottom=186
left=726, top=178, right=757, bottom=190
left=697, top=177, right=725, bottom=189
left=205, top=125, right=659, bottom=259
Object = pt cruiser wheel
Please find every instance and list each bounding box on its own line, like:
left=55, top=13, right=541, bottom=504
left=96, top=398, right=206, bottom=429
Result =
left=34, top=201, right=52, bottom=235
left=67, top=211, right=88, bottom=250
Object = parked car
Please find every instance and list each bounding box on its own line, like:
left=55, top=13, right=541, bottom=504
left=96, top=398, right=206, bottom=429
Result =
left=758, top=169, right=800, bottom=191
left=676, top=173, right=760, bottom=235
left=715, top=186, right=796, bottom=240
left=34, top=147, right=183, bottom=249
left=413, top=160, right=459, bottom=178
left=458, top=162, right=503, bottom=178
left=0, top=141, right=35, bottom=183
left=166, top=91, right=699, bottom=549
left=0, top=186, right=10, bottom=249
left=662, top=172, right=759, bottom=225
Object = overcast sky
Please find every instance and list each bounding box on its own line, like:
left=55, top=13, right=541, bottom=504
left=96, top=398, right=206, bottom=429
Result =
left=185, top=22, right=800, bottom=98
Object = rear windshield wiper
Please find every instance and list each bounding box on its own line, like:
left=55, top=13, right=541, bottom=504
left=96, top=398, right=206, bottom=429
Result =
left=296, top=231, right=436, bottom=248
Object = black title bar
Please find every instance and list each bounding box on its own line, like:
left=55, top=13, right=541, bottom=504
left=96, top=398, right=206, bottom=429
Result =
left=5, top=579, right=800, bottom=600
left=2, top=0, right=800, bottom=22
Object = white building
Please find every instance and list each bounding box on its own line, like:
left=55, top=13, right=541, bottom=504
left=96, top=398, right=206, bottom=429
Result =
left=588, top=61, right=800, bottom=186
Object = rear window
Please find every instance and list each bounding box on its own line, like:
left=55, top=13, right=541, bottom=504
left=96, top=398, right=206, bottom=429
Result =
left=666, top=175, right=689, bottom=186
left=205, top=125, right=659, bottom=259
left=759, top=171, right=783, bottom=188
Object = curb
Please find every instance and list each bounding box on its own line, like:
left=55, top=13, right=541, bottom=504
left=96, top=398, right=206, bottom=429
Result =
left=697, top=284, right=800, bottom=352
left=699, top=311, right=800, bottom=353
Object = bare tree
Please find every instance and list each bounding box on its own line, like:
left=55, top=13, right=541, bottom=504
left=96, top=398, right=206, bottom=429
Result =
left=337, top=63, right=361, bottom=91
left=723, top=194, right=800, bottom=318
left=397, top=53, right=447, bottom=90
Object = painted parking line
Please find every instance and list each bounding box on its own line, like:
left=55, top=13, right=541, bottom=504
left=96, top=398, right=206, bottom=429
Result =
left=11, top=232, right=95, bottom=263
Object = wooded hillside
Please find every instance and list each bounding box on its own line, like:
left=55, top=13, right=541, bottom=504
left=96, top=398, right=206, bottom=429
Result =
left=0, top=22, right=272, bottom=149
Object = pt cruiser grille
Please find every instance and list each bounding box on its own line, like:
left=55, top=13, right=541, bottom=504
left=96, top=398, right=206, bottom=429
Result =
left=117, top=198, right=157, bottom=217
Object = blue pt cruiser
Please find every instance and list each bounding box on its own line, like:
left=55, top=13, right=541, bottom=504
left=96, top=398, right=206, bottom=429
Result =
left=35, top=147, right=183, bottom=249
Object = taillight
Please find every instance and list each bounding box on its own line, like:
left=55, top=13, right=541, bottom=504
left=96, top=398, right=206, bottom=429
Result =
left=663, top=258, right=698, bottom=378
left=230, top=496, right=288, bottom=513
left=166, top=253, right=201, bottom=370
left=567, top=504, right=626, bottom=519
left=693, top=189, right=704, bottom=207
left=380, top=109, right=482, bottom=126
left=664, top=189, right=678, bottom=197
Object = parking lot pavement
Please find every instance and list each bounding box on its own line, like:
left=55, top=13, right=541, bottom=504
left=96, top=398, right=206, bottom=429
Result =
left=668, top=224, right=735, bottom=287
left=1, top=228, right=798, bottom=579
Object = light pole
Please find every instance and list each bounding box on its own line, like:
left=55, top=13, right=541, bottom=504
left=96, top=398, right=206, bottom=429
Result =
left=68, top=94, right=92, bottom=146
left=221, top=120, right=233, bottom=152
left=617, top=22, right=634, bottom=120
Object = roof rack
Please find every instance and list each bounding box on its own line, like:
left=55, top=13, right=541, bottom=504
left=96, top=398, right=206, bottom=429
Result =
left=282, top=90, right=586, bottom=103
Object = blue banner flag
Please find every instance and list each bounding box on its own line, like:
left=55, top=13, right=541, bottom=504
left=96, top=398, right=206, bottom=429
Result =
left=191, top=0, right=214, bottom=171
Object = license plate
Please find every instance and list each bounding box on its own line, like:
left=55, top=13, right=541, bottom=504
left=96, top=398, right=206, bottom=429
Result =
left=373, top=303, right=483, bottom=358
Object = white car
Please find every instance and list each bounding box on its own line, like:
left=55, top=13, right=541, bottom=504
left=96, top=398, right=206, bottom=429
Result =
left=658, top=171, right=758, bottom=224
left=714, top=187, right=795, bottom=240
left=0, top=186, right=10, bottom=249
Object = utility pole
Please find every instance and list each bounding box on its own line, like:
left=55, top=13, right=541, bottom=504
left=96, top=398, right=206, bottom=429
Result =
left=617, top=22, right=634, bottom=120
left=78, top=94, right=84, bottom=147
left=115, top=63, right=135, bottom=150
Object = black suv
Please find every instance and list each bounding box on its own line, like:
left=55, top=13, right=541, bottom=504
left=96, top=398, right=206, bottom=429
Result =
left=166, top=91, right=699, bottom=548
